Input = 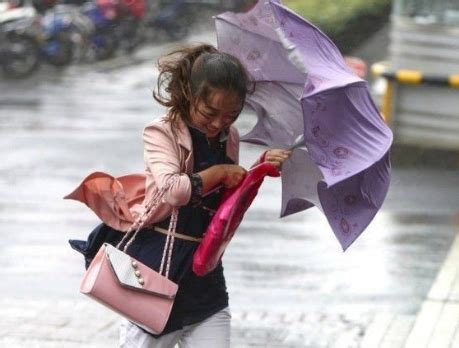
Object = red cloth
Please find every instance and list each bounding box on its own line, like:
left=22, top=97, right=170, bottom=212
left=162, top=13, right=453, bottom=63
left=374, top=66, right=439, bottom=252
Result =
left=192, top=162, right=280, bottom=276
left=64, top=172, right=146, bottom=231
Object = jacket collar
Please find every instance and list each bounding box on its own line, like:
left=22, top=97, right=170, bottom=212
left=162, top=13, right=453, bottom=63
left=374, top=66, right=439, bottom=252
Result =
left=175, top=116, right=193, bottom=152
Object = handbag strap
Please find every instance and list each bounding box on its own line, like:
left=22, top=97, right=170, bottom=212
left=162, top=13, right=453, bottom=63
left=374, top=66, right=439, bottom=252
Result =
left=115, top=176, right=179, bottom=278
left=159, top=206, right=178, bottom=277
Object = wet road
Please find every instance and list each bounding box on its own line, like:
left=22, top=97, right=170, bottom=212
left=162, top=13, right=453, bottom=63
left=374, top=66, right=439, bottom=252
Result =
left=1, top=34, right=458, bottom=347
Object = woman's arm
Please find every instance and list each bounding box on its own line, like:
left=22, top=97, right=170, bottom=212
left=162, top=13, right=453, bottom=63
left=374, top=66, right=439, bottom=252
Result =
left=143, top=123, right=192, bottom=206
left=144, top=122, right=247, bottom=206
left=197, top=148, right=290, bottom=196
left=197, top=164, right=247, bottom=194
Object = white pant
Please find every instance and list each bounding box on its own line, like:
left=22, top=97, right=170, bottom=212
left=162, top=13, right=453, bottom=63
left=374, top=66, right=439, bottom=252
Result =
left=119, top=307, right=231, bottom=348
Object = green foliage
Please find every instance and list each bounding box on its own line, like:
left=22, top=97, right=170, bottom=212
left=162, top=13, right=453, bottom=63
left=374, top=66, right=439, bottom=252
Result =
left=283, top=0, right=392, bottom=53
left=283, top=0, right=390, bottom=30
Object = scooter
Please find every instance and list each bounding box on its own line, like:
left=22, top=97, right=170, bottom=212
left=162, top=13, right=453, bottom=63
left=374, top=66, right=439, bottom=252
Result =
left=82, top=0, right=146, bottom=60
left=0, top=4, right=41, bottom=78
left=39, top=4, right=79, bottom=66
left=80, top=0, right=118, bottom=60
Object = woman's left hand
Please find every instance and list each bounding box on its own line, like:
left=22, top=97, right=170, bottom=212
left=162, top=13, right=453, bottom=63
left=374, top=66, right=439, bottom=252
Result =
left=264, top=149, right=292, bottom=170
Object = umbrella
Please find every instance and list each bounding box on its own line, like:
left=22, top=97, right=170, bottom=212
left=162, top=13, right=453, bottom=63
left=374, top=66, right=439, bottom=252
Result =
left=215, top=0, right=393, bottom=250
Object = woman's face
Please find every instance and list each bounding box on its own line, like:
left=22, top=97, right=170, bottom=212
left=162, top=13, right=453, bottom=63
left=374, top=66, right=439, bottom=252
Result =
left=189, top=89, right=243, bottom=139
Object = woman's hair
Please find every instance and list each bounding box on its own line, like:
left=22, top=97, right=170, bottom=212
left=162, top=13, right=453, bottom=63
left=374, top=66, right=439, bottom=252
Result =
left=153, top=44, right=252, bottom=128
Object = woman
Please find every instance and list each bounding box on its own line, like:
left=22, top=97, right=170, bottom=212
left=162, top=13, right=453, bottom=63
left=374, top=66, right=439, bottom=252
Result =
left=68, top=43, right=291, bottom=347
left=119, top=44, right=291, bottom=347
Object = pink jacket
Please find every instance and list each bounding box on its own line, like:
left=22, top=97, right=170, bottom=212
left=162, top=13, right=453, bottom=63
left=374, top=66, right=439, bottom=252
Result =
left=65, top=116, right=240, bottom=231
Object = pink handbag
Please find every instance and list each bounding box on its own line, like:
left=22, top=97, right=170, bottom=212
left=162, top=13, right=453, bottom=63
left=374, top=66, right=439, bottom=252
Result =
left=79, top=178, right=179, bottom=335
left=193, top=162, right=280, bottom=276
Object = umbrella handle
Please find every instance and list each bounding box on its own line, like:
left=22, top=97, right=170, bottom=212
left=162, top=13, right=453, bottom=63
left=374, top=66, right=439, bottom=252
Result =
left=288, top=134, right=305, bottom=150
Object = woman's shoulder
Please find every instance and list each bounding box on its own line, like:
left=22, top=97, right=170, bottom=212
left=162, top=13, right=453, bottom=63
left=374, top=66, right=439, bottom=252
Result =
left=142, top=117, right=176, bottom=149
left=144, top=115, right=189, bottom=134
left=143, top=116, right=180, bottom=140
left=144, top=116, right=170, bottom=132
left=143, top=115, right=191, bottom=150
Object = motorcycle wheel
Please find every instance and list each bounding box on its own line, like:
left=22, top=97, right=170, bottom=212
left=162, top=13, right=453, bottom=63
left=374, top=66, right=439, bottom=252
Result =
left=44, top=32, right=74, bottom=67
left=2, top=34, right=41, bottom=79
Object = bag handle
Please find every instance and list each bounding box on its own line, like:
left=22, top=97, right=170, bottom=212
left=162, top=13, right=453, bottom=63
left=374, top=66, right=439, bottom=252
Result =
left=115, top=176, right=179, bottom=278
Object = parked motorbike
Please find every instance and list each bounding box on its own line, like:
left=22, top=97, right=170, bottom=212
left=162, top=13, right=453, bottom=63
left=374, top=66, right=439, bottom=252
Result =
left=39, top=4, right=82, bottom=66
left=63, top=4, right=96, bottom=62
left=81, top=0, right=117, bottom=60
left=0, top=5, right=40, bottom=78
left=82, top=0, right=145, bottom=60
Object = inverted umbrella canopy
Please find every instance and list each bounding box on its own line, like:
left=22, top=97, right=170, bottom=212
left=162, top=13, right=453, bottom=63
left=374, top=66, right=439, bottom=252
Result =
left=215, top=0, right=393, bottom=250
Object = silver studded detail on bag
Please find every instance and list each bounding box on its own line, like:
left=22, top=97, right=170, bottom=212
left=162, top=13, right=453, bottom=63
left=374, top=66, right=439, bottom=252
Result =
left=105, top=244, right=145, bottom=288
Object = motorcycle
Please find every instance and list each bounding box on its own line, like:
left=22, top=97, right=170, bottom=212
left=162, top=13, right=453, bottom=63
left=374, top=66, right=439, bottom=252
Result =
left=29, top=0, right=92, bottom=66
left=0, top=4, right=41, bottom=78
left=82, top=0, right=146, bottom=60
left=39, top=5, right=78, bottom=66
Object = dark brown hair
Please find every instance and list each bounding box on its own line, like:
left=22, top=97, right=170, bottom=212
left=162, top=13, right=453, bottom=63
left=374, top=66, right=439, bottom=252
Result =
left=153, top=44, right=252, bottom=129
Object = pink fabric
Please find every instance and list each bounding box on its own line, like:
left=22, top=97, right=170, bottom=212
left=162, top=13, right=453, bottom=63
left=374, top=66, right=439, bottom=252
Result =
left=193, top=162, right=280, bottom=276
left=64, top=172, right=146, bottom=231
left=64, top=116, right=240, bottom=231
left=80, top=244, right=178, bottom=334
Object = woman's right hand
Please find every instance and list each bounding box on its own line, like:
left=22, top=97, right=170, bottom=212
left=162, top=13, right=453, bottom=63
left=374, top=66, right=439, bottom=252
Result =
left=219, top=164, right=247, bottom=188
left=197, top=164, right=247, bottom=195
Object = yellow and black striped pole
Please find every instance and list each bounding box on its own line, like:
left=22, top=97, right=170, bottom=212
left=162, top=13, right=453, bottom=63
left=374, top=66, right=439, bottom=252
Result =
left=371, top=62, right=459, bottom=123
left=372, top=62, right=459, bottom=87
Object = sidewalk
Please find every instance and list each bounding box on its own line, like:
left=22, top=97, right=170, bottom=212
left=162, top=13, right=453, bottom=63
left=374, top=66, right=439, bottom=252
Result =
left=405, top=228, right=459, bottom=348
left=360, top=230, right=459, bottom=348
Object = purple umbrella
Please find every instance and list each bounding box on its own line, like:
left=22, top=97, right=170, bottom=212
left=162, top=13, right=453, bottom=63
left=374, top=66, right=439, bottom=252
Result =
left=215, top=0, right=393, bottom=250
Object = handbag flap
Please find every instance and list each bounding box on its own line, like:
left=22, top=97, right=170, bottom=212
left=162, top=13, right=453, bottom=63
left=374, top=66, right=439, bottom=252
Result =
left=104, top=244, right=178, bottom=299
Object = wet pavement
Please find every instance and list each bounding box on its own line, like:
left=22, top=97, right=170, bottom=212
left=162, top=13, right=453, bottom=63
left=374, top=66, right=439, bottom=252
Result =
left=0, top=31, right=459, bottom=347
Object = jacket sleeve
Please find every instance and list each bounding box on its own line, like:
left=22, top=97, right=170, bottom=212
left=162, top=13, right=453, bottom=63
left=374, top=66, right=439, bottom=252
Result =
left=143, top=123, right=191, bottom=206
